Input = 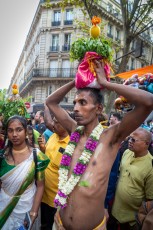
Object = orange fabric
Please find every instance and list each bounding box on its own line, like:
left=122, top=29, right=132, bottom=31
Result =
left=116, top=64, right=153, bottom=79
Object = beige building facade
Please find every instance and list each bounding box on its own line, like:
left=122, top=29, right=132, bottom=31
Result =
left=8, top=0, right=153, bottom=109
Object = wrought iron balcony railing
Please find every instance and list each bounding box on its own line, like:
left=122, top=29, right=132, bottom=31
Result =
left=64, top=20, right=73, bottom=25
left=115, top=37, right=121, bottom=42
left=52, top=21, right=61, bottom=26
left=62, top=45, right=70, bottom=51
left=50, top=45, right=59, bottom=52
left=33, top=68, right=76, bottom=78
left=19, top=68, right=77, bottom=92
left=107, top=33, right=113, bottom=39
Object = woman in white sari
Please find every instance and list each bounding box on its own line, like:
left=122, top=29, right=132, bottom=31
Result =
left=0, top=115, right=49, bottom=230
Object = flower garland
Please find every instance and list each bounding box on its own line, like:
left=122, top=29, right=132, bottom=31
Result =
left=54, top=123, right=103, bottom=209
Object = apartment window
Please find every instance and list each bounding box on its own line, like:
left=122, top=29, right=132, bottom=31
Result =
left=107, top=24, right=113, bottom=39
left=114, top=8, right=120, bottom=17
left=66, top=9, right=73, bottom=20
left=48, top=86, right=52, bottom=95
left=63, top=34, right=71, bottom=51
left=131, top=58, right=135, bottom=70
left=64, top=9, right=73, bottom=25
left=54, top=11, right=61, bottom=21
left=107, top=4, right=113, bottom=13
left=141, top=62, right=145, bottom=68
left=62, top=60, right=70, bottom=77
left=131, top=41, right=135, bottom=50
left=52, top=11, right=61, bottom=26
left=51, top=35, right=59, bottom=51
left=141, top=46, right=146, bottom=57
left=116, top=30, right=120, bottom=40
left=108, top=24, right=112, bottom=34
left=50, top=60, right=58, bottom=77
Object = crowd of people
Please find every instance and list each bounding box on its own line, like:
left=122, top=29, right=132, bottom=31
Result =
left=0, top=61, right=153, bottom=230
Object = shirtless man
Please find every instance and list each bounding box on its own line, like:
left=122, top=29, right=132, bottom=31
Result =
left=46, top=61, right=153, bottom=230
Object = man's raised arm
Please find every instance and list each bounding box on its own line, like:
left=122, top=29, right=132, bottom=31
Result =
left=46, top=80, right=77, bottom=134
left=94, top=61, right=153, bottom=142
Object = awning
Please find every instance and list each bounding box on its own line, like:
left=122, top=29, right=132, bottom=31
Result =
left=116, top=64, right=153, bottom=79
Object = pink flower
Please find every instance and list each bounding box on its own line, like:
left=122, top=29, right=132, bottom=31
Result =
left=70, top=131, right=80, bottom=143
left=61, top=154, right=71, bottom=166
left=73, top=162, right=87, bottom=175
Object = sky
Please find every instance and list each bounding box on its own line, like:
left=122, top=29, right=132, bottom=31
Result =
left=0, top=0, right=40, bottom=90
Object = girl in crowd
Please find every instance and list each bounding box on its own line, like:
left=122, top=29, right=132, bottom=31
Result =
left=0, top=115, right=49, bottom=229
left=27, top=125, right=46, bottom=153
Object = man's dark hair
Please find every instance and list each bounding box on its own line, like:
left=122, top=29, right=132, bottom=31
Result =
left=111, top=112, right=122, bottom=121
left=39, top=111, right=44, bottom=118
left=76, top=88, right=104, bottom=104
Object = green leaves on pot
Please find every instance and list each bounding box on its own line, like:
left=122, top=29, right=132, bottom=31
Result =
left=70, top=37, right=114, bottom=62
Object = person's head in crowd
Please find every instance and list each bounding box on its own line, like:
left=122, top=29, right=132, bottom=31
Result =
left=4, top=115, right=30, bottom=153
left=27, top=125, right=35, bottom=147
left=74, top=87, right=103, bottom=126
left=52, top=110, right=75, bottom=139
left=128, top=127, right=152, bottom=156
left=34, top=111, right=41, bottom=124
left=109, top=112, right=122, bottom=126
left=98, top=112, right=108, bottom=127
left=39, top=111, right=45, bottom=124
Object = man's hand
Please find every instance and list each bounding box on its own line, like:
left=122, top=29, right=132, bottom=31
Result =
left=54, top=211, right=66, bottom=230
left=38, top=135, right=46, bottom=153
left=94, top=60, right=108, bottom=87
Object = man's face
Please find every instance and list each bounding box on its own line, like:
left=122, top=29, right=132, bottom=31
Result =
left=128, top=131, right=148, bottom=153
left=109, top=115, right=119, bottom=126
left=73, top=91, right=101, bottom=126
left=35, top=112, right=40, bottom=122
left=52, top=117, right=66, bottom=136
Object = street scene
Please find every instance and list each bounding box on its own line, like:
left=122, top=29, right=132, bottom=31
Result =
left=0, top=0, right=153, bottom=229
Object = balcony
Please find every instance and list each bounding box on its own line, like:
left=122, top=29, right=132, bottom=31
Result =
left=52, top=21, right=61, bottom=26
left=115, top=37, right=121, bottom=43
left=34, top=68, right=76, bottom=78
left=62, top=45, right=70, bottom=51
left=107, top=33, right=113, bottom=39
left=50, top=45, right=59, bottom=52
left=64, top=20, right=73, bottom=25
left=19, top=68, right=77, bottom=92
left=115, top=60, right=120, bottom=66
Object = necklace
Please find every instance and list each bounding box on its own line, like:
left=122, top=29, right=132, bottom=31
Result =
left=12, top=146, right=28, bottom=154
left=54, top=123, right=103, bottom=209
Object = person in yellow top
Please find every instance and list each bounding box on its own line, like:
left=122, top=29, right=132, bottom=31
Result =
left=41, top=116, right=70, bottom=230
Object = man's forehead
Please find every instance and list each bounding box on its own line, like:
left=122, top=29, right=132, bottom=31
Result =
left=131, top=130, right=144, bottom=137
left=75, top=91, right=92, bottom=100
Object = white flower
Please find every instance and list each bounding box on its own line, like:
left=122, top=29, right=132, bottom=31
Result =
left=55, top=123, right=103, bottom=208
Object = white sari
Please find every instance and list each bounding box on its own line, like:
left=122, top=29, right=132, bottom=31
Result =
left=0, top=152, right=36, bottom=230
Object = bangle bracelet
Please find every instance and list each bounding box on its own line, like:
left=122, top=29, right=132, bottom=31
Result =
left=29, top=211, right=37, bottom=217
